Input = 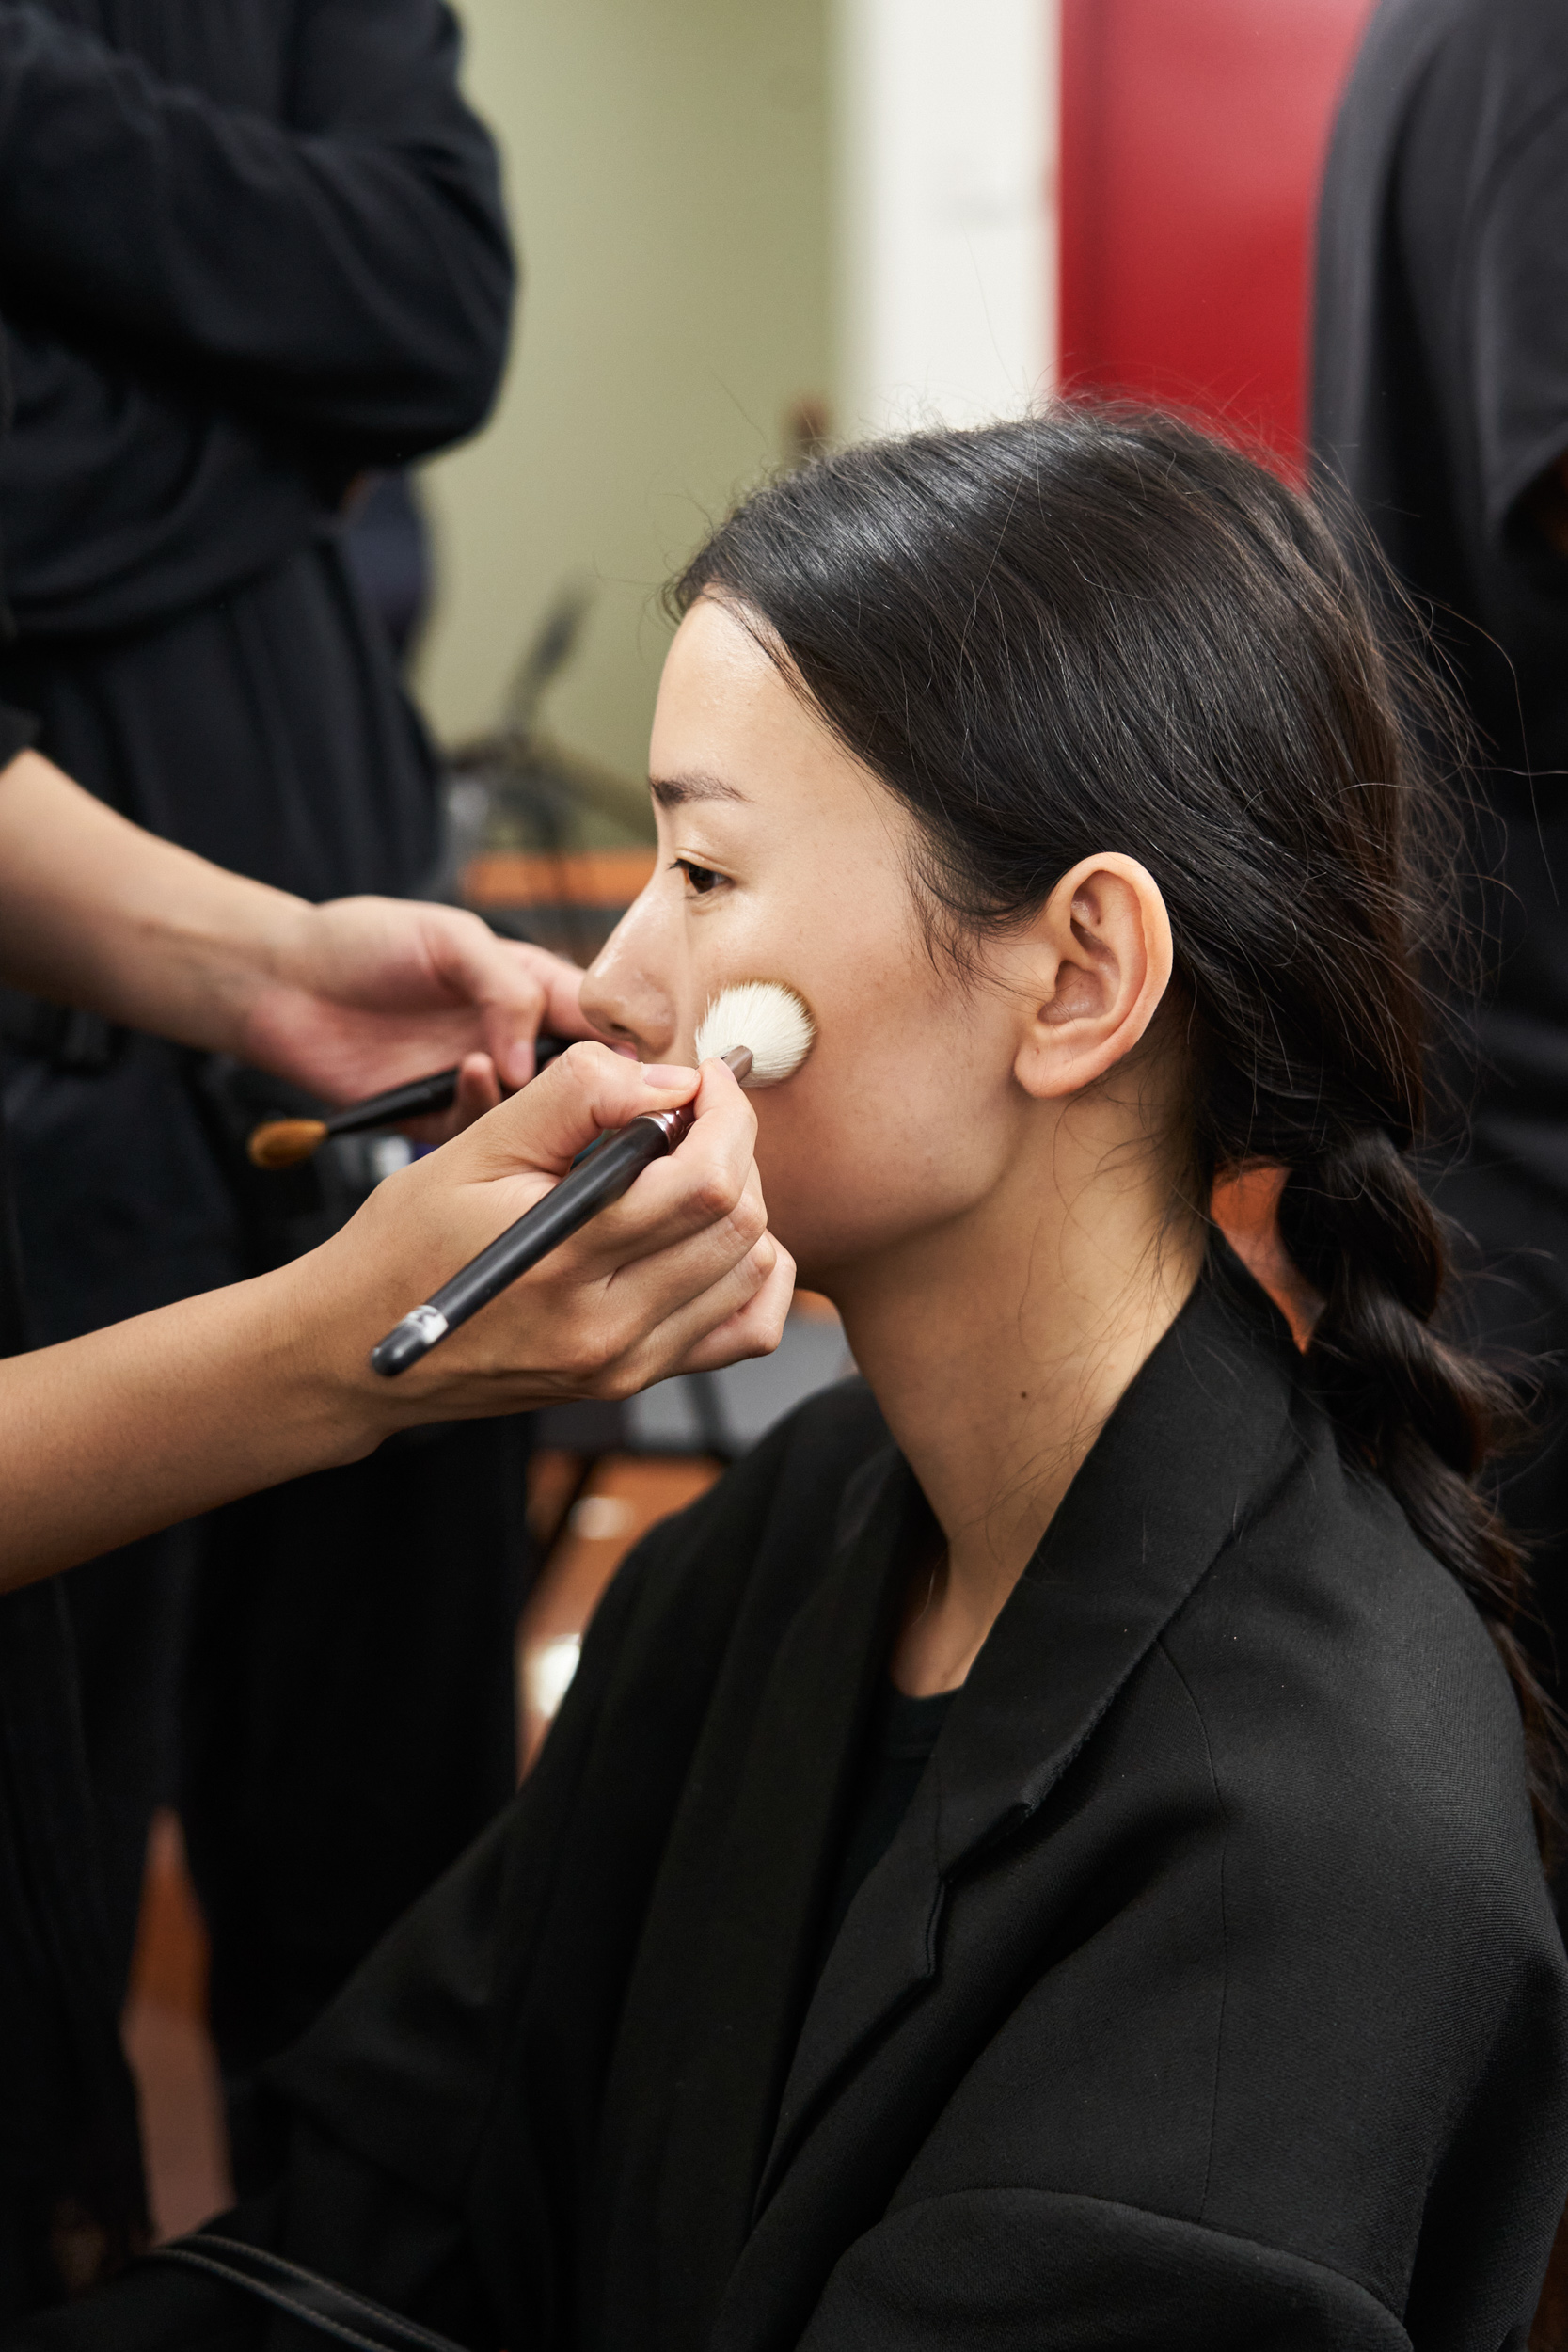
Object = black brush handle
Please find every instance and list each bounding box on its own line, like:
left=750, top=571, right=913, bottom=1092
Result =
left=370, top=1106, right=690, bottom=1377
left=322, top=1036, right=571, bottom=1141
left=323, top=1067, right=460, bottom=1137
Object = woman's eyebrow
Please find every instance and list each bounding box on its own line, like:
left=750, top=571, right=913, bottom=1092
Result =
left=648, top=771, right=749, bottom=808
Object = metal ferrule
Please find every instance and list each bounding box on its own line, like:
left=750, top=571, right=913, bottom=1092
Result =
left=640, top=1048, right=748, bottom=1152
left=642, top=1104, right=697, bottom=1149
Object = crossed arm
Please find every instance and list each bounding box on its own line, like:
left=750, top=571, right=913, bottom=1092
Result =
left=0, top=0, right=514, bottom=457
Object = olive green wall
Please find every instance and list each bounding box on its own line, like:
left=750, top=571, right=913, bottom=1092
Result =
left=413, top=0, right=832, bottom=784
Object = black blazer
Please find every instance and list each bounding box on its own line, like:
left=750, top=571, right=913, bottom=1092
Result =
left=15, top=1261, right=1568, bottom=2352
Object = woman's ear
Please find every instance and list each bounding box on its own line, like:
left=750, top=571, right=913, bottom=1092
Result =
left=1009, top=853, right=1174, bottom=1100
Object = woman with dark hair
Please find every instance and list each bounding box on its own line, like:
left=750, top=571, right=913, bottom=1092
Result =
left=14, top=406, right=1568, bottom=2350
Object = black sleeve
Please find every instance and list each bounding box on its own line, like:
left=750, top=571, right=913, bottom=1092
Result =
left=794, top=2194, right=1410, bottom=2351
left=0, top=0, right=514, bottom=461
left=1465, top=92, right=1568, bottom=533
left=0, top=701, right=35, bottom=769
left=0, top=2265, right=261, bottom=2350
left=0, top=2142, right=474, bottom=2348
left=0, top=1790, right=527, bottom=2349
left=0, top=2192, right=1410, bottom=2352
left=0, top=326, right=329, bottom=636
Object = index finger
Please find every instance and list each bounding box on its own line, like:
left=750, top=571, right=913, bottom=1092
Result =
left=569, top=1053, right=763, bottom=1265
left=478, top=945, right=599, bottom=1087
left=461, top=1040, right=701, bottom=1183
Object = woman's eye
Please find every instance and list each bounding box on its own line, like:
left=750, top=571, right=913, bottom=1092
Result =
left=673, top=857, right=725, bottom=898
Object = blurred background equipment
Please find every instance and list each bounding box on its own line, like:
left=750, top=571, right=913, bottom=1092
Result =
left=412, top=0, right=1379, bottom=834
left=440, top=585, right=657, bottom=965
left=414, top=0, right=833, bottom=784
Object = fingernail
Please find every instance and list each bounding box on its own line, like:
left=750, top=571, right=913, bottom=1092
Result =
left=641, top=1063, right=698, bottom=1088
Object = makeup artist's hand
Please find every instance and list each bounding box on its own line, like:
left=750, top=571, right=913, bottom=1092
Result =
left=236, top=896, right=597, bottom=1135
left=0, top=1042, right=793, bottom=1584
left=0, top=755, right=596, bottom=1130
left=303, top=1041, right=796, bottom=1424
left=0, top=757, right=595, bottom=1125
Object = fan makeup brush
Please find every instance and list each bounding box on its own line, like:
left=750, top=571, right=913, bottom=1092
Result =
left=246, top=1038, right=571, bottom=1170
left=369, top=980, right=816, bottom=1378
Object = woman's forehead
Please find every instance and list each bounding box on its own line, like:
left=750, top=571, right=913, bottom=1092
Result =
left=655, top=606, right=888, bottom=824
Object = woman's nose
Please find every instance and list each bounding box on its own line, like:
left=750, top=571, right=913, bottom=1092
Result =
left=580, top=898, right=680, bottom=1059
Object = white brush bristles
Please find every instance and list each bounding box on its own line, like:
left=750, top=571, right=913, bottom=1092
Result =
left=694, top=981, right=815, bottom=1088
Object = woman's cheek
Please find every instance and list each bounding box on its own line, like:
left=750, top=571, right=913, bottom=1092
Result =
left=751, top=1078, right=973, bottom=1274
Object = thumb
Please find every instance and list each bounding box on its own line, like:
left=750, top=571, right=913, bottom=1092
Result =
left=461, top=1041, right=699, bottom=1179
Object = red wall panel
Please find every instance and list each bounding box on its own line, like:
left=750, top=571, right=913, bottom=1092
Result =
left=1060, top=0, right=1376, bottom=473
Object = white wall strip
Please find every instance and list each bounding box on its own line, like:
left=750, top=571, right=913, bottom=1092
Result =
left=834, top=0, right=1059, bottom=437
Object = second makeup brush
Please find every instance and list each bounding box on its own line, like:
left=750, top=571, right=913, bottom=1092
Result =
left=246, top=1037, right=571, bottom=1169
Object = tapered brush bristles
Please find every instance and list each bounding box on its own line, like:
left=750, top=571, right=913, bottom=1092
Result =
left=694, top=982, right=815, bottom=1087
left=247, top=1118, right=328, bottom=1169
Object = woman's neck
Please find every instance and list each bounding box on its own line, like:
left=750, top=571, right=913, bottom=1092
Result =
left=831, top=1112, right=1206, bottom=1697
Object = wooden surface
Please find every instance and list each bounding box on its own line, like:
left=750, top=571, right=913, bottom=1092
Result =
left=122, top=1812, right=231, bottom=2240
left=463, top=848, right=657, bottom=908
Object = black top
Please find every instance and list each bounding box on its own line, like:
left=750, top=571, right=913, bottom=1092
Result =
left=11, top=1254, right=1567, bottom=2350
left=1313, top=0, right=1568, bottom=1184
left=819, top=1682, right=957, bottom=1966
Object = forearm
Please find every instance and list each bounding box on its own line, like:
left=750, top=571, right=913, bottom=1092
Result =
left=0, top=748, right=595, bottom=1107
left=0, top=1051, right=791, bottom=1584
left=0, top=751, right=308, bottom=1053
left=0, top=1261, right=378, bottom=1585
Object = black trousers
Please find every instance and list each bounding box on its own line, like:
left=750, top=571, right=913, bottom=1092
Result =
left=70, top=1420, right=531, bottom=2194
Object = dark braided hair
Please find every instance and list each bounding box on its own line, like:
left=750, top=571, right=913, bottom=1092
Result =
left=673, top=405, right=1559, bottom=1836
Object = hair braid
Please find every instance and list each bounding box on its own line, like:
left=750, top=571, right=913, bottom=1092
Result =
left=1277, top=1134, right=1558, bottom=1837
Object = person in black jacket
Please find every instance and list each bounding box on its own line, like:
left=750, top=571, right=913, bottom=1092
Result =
left=0, top=0, right=524, bottom=2154
left=19, top=408, right=1568, bottom=2352
left=1312, top=0, right=1568, bottom=1820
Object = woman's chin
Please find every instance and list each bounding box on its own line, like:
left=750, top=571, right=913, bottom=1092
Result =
left=771, top=1209, right=885, bottom=1306
left=768, top=1211, right=847, bottom=1299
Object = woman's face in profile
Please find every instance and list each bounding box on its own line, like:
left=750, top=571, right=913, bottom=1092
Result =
left=581, top=596, right=1037, bottom=1288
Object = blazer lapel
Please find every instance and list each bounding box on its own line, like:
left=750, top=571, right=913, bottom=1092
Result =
left=591, top=1438, right=921, bottom=2352
left=756, top=1260, right=1304, bottom=2211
